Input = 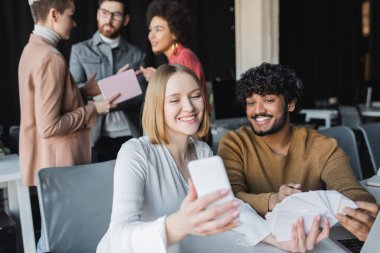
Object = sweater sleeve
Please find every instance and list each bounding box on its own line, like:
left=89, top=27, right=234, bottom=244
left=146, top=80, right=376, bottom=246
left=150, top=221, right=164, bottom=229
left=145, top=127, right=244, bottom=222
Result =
left=97, top=140, right=168, bottom=253
left=319, top=139, right=375, bottom=203
left=218, top=130, right=272, bottom=216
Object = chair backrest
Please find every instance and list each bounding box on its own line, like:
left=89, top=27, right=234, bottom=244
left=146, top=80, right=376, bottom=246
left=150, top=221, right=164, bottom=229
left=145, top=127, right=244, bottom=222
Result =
left=338, top=105, right=362, bottom=129
left=8, top=125, right=20, bottom=154
left=37, top=160, right=116, bottom=253
left=319, top=125, right=363, bottom=180
left=358, top=123, right=380, bottom=174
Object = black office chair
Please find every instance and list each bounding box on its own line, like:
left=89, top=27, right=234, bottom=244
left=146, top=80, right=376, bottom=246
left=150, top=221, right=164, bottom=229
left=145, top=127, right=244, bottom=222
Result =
left=358, top=123, right=380, bottom=175
left=36, top=160, right=116, bottom=253
left=319, top=125, right=363, bottom=180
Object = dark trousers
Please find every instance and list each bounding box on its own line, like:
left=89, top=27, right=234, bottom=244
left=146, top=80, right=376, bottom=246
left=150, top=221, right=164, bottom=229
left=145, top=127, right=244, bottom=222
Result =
left=92, top=136, right=132, bottom=162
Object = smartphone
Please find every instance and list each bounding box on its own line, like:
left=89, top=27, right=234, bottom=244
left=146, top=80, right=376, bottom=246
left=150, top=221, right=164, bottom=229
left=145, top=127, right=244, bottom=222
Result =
left=188, top=155, right=234, bottom=209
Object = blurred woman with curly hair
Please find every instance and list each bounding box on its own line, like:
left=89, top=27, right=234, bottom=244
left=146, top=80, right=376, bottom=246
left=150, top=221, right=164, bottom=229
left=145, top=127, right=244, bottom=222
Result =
left=140, top=0, right=211, bottom=112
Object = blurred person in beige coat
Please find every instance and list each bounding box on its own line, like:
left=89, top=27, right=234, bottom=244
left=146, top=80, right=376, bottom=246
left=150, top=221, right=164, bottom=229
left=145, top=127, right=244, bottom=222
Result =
left=18, top=0, right=119, bottom=187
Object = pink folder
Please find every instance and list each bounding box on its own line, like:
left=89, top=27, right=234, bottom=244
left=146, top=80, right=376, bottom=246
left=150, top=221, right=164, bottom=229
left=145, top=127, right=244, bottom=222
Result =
left=98, top=69, right=142, bottom=104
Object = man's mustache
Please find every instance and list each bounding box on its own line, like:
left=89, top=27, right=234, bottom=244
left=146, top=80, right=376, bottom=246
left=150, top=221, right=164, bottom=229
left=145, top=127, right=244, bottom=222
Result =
left=251, top=114, right=273, bottom=120
left=102, top=24, right=114, bottom=29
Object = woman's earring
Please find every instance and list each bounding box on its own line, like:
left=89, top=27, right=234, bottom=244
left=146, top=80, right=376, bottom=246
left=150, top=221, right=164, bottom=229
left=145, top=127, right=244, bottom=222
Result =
left=172, top=42, right=178, bottom=51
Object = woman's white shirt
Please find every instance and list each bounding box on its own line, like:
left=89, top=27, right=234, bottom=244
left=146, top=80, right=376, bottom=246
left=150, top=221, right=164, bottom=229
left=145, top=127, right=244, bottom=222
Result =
left=97, top=137, right=270, bottom=253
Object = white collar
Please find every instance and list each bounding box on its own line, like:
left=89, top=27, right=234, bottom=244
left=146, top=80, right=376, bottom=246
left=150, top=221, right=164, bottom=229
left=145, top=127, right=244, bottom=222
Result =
left=32, top=25, right=61, bottom=46
left=99, top=34, right=120, bottom=49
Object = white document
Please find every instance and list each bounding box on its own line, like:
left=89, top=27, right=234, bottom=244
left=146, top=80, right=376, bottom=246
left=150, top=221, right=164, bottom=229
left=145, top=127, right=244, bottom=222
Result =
left=271, top=210, right=320, bottom=241
left=318, top=191, right=333, bottom=214
left=265, top=190, right=357, bottom=242
left=188, top=156, right=234, bottom=209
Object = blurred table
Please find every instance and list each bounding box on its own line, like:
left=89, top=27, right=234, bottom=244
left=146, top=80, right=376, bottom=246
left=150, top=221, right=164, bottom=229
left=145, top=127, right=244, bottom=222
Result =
left=361, top=178, right=380, bottom=204
left=300, top=109, right=339, bottom=129
left=181, top=231, right=346, bottom=253
left=0, top=154, right=36, bottom=253
left=358, top=104, right=380, bottom=118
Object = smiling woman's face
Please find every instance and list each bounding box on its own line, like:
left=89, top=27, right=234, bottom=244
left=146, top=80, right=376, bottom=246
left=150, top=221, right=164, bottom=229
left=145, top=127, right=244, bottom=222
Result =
left=164, top=72, right=204, bottom=139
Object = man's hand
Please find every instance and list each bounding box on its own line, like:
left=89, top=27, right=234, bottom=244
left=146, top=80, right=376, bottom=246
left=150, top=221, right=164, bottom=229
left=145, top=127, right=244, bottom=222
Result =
left=269, top=183, right=302, bottom=211
left=117, top=63, right=129, bottom=74
left=336, top=201, right=379, bottom=241
left=279, top=183, right=302, bottom=202
left=85, top=73, right=101, bottom=96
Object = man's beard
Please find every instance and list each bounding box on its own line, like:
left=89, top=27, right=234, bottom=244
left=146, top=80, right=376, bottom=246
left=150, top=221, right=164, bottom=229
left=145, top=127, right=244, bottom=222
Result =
left=98, top=23, right=121, bottom=39
left=249, top=110, right=288, bottom=137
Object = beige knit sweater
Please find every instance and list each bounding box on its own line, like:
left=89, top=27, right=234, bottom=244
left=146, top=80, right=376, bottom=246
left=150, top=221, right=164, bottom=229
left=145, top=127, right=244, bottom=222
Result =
left=218, top=126, right=375, bottom=216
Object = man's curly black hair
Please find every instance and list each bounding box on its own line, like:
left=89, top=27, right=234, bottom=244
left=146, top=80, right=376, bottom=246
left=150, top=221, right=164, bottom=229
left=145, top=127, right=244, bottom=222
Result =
left=235, top=63, right=304, bottom=113
left=146, top=0, right=191, bottom=46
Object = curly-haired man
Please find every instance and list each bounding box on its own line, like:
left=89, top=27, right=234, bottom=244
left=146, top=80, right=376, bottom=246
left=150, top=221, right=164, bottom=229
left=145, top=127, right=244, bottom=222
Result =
left=217, top=62, right=375, bottom=218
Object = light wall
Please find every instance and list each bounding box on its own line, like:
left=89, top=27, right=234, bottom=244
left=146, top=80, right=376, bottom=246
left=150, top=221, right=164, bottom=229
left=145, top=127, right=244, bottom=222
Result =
left=235, top=0, right=279, bottom=78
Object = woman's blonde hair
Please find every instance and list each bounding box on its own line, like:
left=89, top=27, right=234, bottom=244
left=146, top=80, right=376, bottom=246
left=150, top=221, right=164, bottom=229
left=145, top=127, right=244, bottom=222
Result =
left=142, top=64, right=209, bottom=144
